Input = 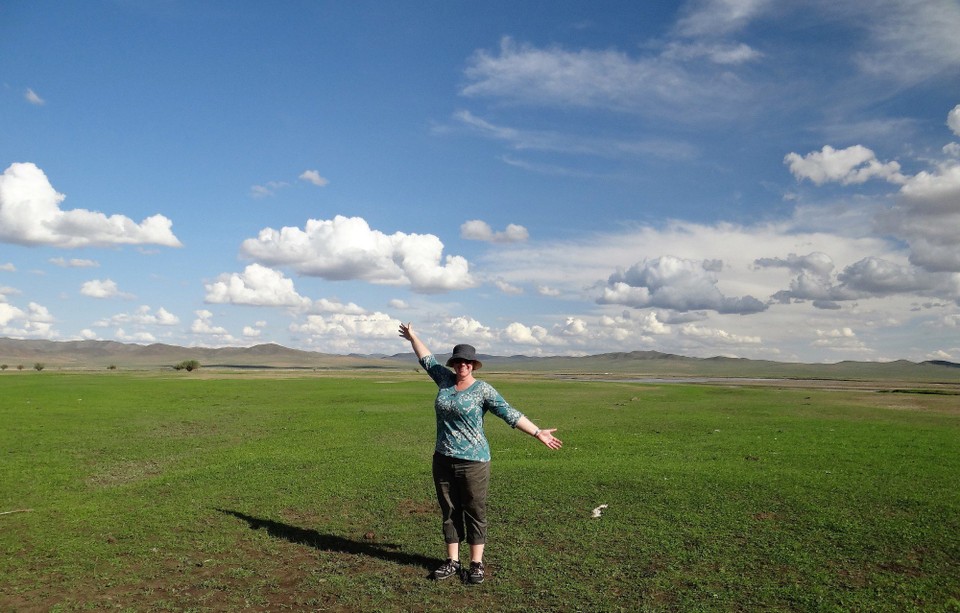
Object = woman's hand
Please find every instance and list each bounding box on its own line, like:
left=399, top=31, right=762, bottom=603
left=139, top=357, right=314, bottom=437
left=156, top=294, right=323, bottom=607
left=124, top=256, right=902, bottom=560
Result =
left=399, top=322, right=431, bottom=359
left=535, top=428, right=563, bottom=450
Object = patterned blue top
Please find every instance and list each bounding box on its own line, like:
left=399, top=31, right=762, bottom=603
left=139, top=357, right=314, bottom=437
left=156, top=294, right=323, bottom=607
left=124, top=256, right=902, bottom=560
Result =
left=419, top=354, right=523, bottom=462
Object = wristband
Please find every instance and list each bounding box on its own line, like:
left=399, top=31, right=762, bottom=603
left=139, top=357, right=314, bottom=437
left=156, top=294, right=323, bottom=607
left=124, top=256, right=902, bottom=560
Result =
left=533, top=428, right=541, bottom=437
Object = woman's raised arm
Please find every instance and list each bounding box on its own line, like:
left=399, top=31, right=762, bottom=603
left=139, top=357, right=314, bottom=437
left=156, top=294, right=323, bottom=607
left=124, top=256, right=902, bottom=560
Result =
left=399, top=322, right=431, bottom=360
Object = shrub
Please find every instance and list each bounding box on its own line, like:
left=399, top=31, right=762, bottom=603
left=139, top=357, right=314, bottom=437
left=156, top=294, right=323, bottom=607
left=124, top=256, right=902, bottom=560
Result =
left=1, top=364, right=7, bottom=371
left=34, top=363, right=45, bottom=372
left=174, top=360, right=200, bottom=372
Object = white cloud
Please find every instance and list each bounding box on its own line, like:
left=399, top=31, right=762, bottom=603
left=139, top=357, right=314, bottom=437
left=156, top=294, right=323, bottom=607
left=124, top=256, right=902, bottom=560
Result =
left=817, top=327, right=856, bottom=339
left=452, top=110, right=699, bottom=161
left=851, top=0, right=960, bottom=84
left=25, top=88, right=44, bottom=105
left=674, top=0, right=773, bottom=37
left=242, top=326, right=262, bottom=338
left=81, top=279, right=134, bottom=300
left=442, top=316, right=496, bottom=343
left=94, top=305, right=179, bottom=327
left=787, top=107, right=960, bottom=275
left=388, top=298, right=410, bottom=310
left=205, top=264, right=312, bottom=308
left=493, top=278, right=523, bottom=295
left=0, top=301, right=56, bottom=339
left=460, top=219, right=529, bottom=243
left=784, top=145, right=906, bottom=186
left=0, top=263, right=15, bottom=272
left=312, top=298, right=367, bottom=315
left=502, top=321, right=547, bottom=345
left=0, top=163, right=182, bottom=248
left=600, top=255, right=767, bottom=314
left=883, top=160, right=960, bottom=272
left=949, top=105, right=960, bottom=137
left=190, top=310, right=234, bottom=341
left=240, top=215, right=476, bottom=293
left=290, top=311, right=399, bottom=352
left=461, top=37, right=755, bottom=119
left=536, top=284, right=561, bottom=297
left=50, top=257, right=99, bottom=268
left=299, top=170, right=329, bottom=187
left=250, top=181, right=289, bottom=198
left=115, top=328, right=156, bottom=343
left=679, top=324, right=761, bottom=345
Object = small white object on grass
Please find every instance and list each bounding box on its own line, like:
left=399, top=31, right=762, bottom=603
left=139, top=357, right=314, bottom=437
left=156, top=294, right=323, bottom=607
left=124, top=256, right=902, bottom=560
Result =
left=591, top=504, right=608, bottom=519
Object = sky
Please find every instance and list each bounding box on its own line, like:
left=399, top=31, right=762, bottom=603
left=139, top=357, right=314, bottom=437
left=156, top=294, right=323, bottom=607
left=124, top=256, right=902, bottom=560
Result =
left=1, top=0, right=959, bottom=363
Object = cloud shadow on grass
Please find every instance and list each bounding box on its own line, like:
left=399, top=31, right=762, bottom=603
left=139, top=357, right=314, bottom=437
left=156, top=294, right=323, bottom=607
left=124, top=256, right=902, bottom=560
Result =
left=216, top=508, right=438, bottom=573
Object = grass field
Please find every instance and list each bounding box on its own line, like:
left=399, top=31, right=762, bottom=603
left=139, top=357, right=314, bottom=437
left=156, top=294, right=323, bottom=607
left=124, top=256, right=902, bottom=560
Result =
left=2, top=370, right=959, bottom=612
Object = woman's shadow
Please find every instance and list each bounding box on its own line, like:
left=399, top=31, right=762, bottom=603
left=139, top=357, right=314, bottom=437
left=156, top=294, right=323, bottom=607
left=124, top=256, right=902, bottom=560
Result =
left=216, top=508, right=438, bottom=575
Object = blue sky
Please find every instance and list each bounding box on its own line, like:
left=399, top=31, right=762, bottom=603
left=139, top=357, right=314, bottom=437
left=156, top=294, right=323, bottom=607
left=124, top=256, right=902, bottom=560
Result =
left=2, top=0, right=959, bottom=363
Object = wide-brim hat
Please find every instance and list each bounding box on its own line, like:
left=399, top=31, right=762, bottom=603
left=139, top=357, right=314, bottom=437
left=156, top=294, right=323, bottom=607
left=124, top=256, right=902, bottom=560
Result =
left=446, top=343, right=482, bottom=370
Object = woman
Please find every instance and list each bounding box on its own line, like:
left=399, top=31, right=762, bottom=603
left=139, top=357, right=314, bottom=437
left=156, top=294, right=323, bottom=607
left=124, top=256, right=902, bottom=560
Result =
left=399, top=322, right=563, bottom=584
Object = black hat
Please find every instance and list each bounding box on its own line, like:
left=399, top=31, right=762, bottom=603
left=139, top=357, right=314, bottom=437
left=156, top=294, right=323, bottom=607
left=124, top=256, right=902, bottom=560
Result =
left=446, top=344, right=482, bottom=369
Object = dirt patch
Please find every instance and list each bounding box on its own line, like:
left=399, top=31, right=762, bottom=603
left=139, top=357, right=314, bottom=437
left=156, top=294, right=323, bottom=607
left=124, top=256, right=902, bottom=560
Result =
left=86, top=459, right=166, bottom=488
left=396, top=498, right=435, bottom=516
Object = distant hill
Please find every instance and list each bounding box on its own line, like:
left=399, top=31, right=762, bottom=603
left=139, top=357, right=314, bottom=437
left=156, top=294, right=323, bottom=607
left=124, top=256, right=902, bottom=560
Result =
left=1, top=337, right=957, bottom=385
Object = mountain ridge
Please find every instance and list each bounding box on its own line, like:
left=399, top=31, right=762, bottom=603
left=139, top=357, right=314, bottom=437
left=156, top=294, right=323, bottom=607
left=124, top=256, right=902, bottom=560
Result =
left=0, top=337, right=957, bottom=383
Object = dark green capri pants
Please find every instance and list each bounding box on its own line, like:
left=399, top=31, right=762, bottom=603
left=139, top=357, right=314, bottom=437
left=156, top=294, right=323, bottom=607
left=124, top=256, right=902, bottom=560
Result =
left=432, top=452, right=491, bottom=545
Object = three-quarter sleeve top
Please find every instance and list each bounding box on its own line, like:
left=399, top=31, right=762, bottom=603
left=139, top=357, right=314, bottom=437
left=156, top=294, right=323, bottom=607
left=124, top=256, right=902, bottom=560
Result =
left=419, top=354, right=523, bottom=462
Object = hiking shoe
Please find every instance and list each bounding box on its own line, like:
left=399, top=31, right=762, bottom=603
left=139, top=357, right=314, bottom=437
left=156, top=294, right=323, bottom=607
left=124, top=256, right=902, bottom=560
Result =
left=467, top=561, right=485, bottom=585
left=432, top=559, right=461, bottom=581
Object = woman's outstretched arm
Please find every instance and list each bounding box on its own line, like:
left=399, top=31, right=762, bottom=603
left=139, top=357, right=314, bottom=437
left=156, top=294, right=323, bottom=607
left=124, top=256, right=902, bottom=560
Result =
left=515, top=415, right=563, bottom=450
left=399, top=322, right=431, bottom=360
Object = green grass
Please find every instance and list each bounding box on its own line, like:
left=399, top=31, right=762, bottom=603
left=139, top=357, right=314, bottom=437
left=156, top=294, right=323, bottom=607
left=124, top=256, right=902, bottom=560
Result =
left=1, top=371, right=959, bottom=612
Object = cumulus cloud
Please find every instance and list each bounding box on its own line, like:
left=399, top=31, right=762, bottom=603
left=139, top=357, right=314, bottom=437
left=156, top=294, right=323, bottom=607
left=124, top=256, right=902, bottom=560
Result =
left=787, top=107, right=960, bottom=275
left=442, top=316, right=496, bottom=343
left=94, top=305, right=179, bottom=327
left=115, top=328, right=157, bottom=343
left=191, top=310, right=234, bottom=340
left=882, top=160, right=960, bottom=272
left=0, top=263, right=15, bottom=272
left=240, top=215, right=476, bottom=293
left=460, top=219, right=529, bottom=243
left=299, top=170, right=329, bottom=187
left=679, top=324, right=761, bottom=345
left=949, top=105, right=960, bottom=137
left=0, top=163, right=182, bottom=248
left=763, top=254, right=955, bottom=305
left=80, top=279, right=134, bottom=300
left=0, top=301, right=56, bottom=338
left=599, top=255, right=767, bottom=314
left=784, top=145, right=906, bottom=186
left=205, top=264, right=312, bottom=308
left=502, top=321, right=548, bottom=345
left=311, top=298, right=366, bottom=315
left=291, top=311, right=398, bottom=345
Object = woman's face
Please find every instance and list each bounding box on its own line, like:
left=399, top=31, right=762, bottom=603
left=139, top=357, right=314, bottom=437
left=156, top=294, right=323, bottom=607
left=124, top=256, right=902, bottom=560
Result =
left=450, top=359, right=474, bottom=378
